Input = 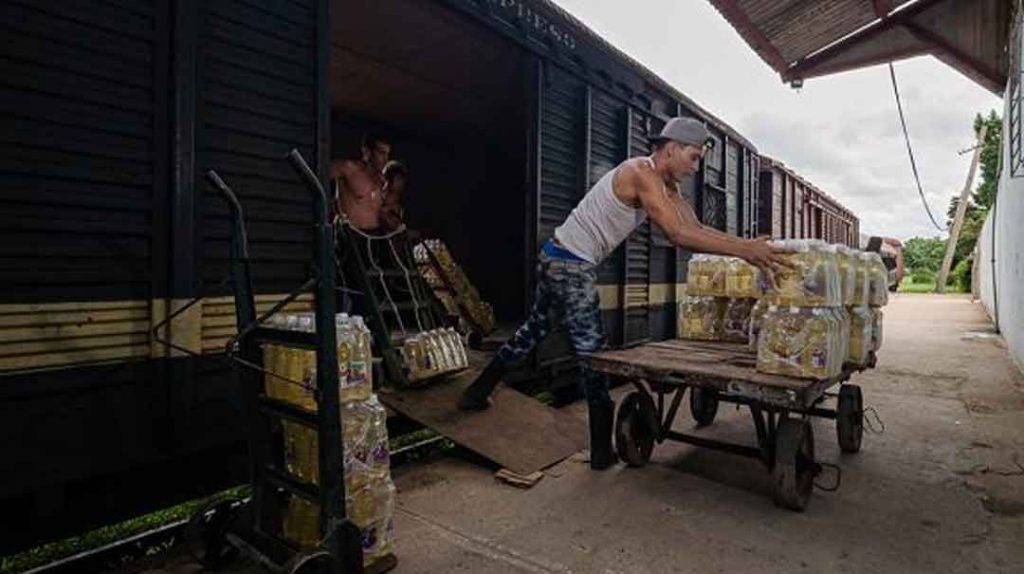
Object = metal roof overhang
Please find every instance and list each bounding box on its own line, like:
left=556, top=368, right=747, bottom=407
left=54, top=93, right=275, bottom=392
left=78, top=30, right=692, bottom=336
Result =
left=708, top=0, right=1015, bottom=94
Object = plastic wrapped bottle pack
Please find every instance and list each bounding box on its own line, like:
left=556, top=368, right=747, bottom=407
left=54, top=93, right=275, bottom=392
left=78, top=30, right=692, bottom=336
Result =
left=847, top=306, right=874, bottom=366
left=762, top=240, right=842, bottom=307
left=836, top=246, right=857, bottom=306
left=400, top=327, right=468, bottom=382
left=263, top=313, right=372, bottom=407
left=864, top=252, right=890, bottom=307
left=678, top=296, right=725, bottom=340
left=756, top=306, right=846, bottom=379
left=722, top=298, right=756, bottom=343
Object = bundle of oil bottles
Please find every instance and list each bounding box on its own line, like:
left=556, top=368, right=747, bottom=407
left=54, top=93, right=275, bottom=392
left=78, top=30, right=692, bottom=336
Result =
left=680, top=239, right=889, bottom=379
left=413, top=239, right=496, bottom=336
left=398, top=327, right=469, bottom=382
left=262, top=312, right=395, bottom=567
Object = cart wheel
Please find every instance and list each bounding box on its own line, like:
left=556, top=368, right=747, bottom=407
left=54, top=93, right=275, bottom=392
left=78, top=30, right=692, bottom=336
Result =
left=771, top=418, right=816, bottom=511
left=615, top=392, right=655, bottom=467
left=185, top=497, right=241, bottom=568
left=837, top=385, right=864, bottom=453
left=285, top=549, right=334, bottom=574
left=689, top=387, right=719, bottom=427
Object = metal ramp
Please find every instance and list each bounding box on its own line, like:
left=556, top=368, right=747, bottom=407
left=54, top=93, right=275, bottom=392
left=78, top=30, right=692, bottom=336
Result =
left=378, top=349, right=587, bottom=476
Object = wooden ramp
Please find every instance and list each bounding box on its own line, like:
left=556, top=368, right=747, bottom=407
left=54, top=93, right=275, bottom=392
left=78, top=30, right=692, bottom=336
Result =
left=378, top=351, right=587, bottom=476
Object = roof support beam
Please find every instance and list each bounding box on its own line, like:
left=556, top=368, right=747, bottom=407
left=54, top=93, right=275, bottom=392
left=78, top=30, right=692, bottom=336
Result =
left=784, top=0, right=946, bottom=81
left=903, top=20, right=1005, bottom=94
left=708, top=0, right=790, bottom=72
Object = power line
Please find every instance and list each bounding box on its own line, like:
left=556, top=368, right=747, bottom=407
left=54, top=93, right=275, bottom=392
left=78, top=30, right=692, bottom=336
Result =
left=888, top=62, right=948, bottom=232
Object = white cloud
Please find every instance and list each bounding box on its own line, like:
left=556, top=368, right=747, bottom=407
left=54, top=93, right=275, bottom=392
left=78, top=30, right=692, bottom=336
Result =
left=551, top=0, right=1003, bottom=241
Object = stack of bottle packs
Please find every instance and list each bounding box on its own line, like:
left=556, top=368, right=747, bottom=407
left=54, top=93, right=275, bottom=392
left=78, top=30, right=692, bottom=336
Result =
left=263, top=313, right=396, bottom=567
left=680, top=240, right=889, bottom=380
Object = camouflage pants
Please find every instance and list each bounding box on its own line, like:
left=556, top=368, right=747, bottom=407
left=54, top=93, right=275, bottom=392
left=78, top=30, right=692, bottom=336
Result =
left=496, top=253, right=611, bottom=408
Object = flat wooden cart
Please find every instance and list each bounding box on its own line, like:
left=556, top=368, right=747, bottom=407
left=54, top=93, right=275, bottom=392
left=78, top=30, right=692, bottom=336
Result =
left=589, top=339, right=876, bottom=511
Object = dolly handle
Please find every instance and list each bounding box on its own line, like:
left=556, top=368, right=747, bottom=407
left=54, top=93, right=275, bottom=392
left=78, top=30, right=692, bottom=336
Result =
left=206, top=169, right=249, bottom=259
left=286, top=149, right=330, bottom=226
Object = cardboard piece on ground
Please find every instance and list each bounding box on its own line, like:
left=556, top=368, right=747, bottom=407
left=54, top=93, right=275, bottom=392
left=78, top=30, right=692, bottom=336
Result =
left=379, top=351, right=587, bottom=476
left=495, top=468, right=545, bottom=488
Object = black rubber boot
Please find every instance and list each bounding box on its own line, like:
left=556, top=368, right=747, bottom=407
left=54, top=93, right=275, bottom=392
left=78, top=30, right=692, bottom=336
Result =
left=457, top=358, right=506, bottom=411
left=589, top=401, right=618, bottom=470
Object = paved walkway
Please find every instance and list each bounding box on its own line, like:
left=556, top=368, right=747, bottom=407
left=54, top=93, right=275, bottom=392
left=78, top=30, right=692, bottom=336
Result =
left=387, top=294, right=1024, bottom=573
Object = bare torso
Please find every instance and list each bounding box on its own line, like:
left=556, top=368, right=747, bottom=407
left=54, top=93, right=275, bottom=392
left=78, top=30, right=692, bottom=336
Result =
left=333, top=159, right=384, bottom=230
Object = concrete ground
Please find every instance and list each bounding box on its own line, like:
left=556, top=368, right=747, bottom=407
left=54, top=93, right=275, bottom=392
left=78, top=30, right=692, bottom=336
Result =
left=133, top=294, right=1024, bottom=573
left=386, top=294, right=1024, bottom=574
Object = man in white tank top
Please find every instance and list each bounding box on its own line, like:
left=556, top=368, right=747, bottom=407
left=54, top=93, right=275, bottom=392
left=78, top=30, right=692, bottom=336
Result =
left=459, top=117, right=792, bottom=470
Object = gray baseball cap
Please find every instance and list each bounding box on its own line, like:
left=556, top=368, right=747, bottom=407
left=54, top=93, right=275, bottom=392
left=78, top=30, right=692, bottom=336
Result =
left=651, top=117, right=714, bottom=149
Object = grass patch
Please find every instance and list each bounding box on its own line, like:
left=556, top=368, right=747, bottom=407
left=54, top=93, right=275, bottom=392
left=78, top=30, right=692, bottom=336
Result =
left=898, top=278, right=967, bottom=294
left=899, top=279, right=936, bottom=293
left=0, top=485, right=249, bottom=574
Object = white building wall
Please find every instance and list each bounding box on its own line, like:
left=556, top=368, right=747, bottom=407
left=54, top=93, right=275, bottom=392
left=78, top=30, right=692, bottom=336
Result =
left=976, top=90, right=1024, bottom=373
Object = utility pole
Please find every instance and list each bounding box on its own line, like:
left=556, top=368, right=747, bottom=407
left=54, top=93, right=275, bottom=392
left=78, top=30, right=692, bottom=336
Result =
left=936, top=124, right=988, bottom=293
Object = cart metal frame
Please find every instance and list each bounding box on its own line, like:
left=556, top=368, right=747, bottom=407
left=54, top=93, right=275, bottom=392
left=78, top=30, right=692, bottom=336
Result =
left=590, top=339, right=874, bottom=511
left=184, top=150, right=369, bottom=574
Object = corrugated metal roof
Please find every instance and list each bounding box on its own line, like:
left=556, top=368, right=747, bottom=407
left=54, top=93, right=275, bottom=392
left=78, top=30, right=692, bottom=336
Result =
left=710, top=0, right=1012, bottom=94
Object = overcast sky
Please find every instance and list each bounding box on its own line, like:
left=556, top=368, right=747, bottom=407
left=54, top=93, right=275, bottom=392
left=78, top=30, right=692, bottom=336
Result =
left=551, top=0, right=1003, bottom=241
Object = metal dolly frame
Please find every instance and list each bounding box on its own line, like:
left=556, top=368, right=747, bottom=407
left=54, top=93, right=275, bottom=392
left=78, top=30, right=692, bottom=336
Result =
left=184, top=150, right=368, bottom=574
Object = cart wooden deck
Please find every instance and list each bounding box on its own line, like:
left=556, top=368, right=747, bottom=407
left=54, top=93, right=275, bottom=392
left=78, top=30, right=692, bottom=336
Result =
left=590, top=339, right=857, bottom=410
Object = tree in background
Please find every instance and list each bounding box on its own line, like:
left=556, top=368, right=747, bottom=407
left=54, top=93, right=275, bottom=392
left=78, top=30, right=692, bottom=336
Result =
left=973, top=111, right=1002, bottom=211
left=903, top=236, right=945, bottom=282
left=936, top=111, right=1001, bottom=288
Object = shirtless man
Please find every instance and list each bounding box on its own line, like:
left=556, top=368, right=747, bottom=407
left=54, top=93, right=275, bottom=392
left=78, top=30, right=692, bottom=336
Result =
left=457, top=117, right=792, bottom=471
left=331, top=133, right=391, bottom=231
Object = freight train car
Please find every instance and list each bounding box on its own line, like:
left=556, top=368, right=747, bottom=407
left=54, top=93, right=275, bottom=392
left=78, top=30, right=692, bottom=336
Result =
left=0, top=0, right=761, bottom=552
left=758, top=157, right=860, bottom=246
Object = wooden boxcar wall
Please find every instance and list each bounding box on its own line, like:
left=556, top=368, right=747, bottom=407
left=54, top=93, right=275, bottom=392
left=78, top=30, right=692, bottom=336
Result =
left=758, top=161, right=859, bottom=246
left=0, top=0, right=327, bottom=553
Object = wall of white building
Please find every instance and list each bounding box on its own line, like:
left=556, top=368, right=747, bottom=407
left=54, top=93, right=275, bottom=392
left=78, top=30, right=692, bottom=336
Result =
left=975, top=91, right=1024, bottom=373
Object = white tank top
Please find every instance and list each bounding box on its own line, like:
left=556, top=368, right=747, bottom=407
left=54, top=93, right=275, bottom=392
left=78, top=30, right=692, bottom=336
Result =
left=554, top=158, right=653, bottom=264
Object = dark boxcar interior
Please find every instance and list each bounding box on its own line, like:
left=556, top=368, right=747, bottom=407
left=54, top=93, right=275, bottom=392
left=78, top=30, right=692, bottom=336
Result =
left=328, top=0, right=531, bottom=321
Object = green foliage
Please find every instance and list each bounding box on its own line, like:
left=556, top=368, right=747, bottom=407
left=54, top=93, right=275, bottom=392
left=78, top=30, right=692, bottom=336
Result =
left=973, top=111, right=1002, bottom=211
left=952, top=257, right=972, bottom=292
left=1, top=485, right=250, bottom=574
left=911, top=267, right=935, bottom=284
left=903, top=237, right=945, bottom=273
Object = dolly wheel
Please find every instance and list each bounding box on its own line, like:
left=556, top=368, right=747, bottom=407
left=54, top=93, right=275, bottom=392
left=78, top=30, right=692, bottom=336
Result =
left=689, top=387, right=719, bottom=427
left=615, top=392, right=656, bottom=467
left=185, top=497, right=241, bottom=568
left=771, top=418, right=816, bottom=511
left=285, top=549, right=334, bottom=574
left=837, top=385, right=864, bottom=453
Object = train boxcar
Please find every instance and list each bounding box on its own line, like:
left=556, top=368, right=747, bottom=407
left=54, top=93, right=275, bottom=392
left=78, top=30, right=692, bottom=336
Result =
left=758, top=157, right=860, bottom=246
left=0, top=0, right=766, bottom=553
